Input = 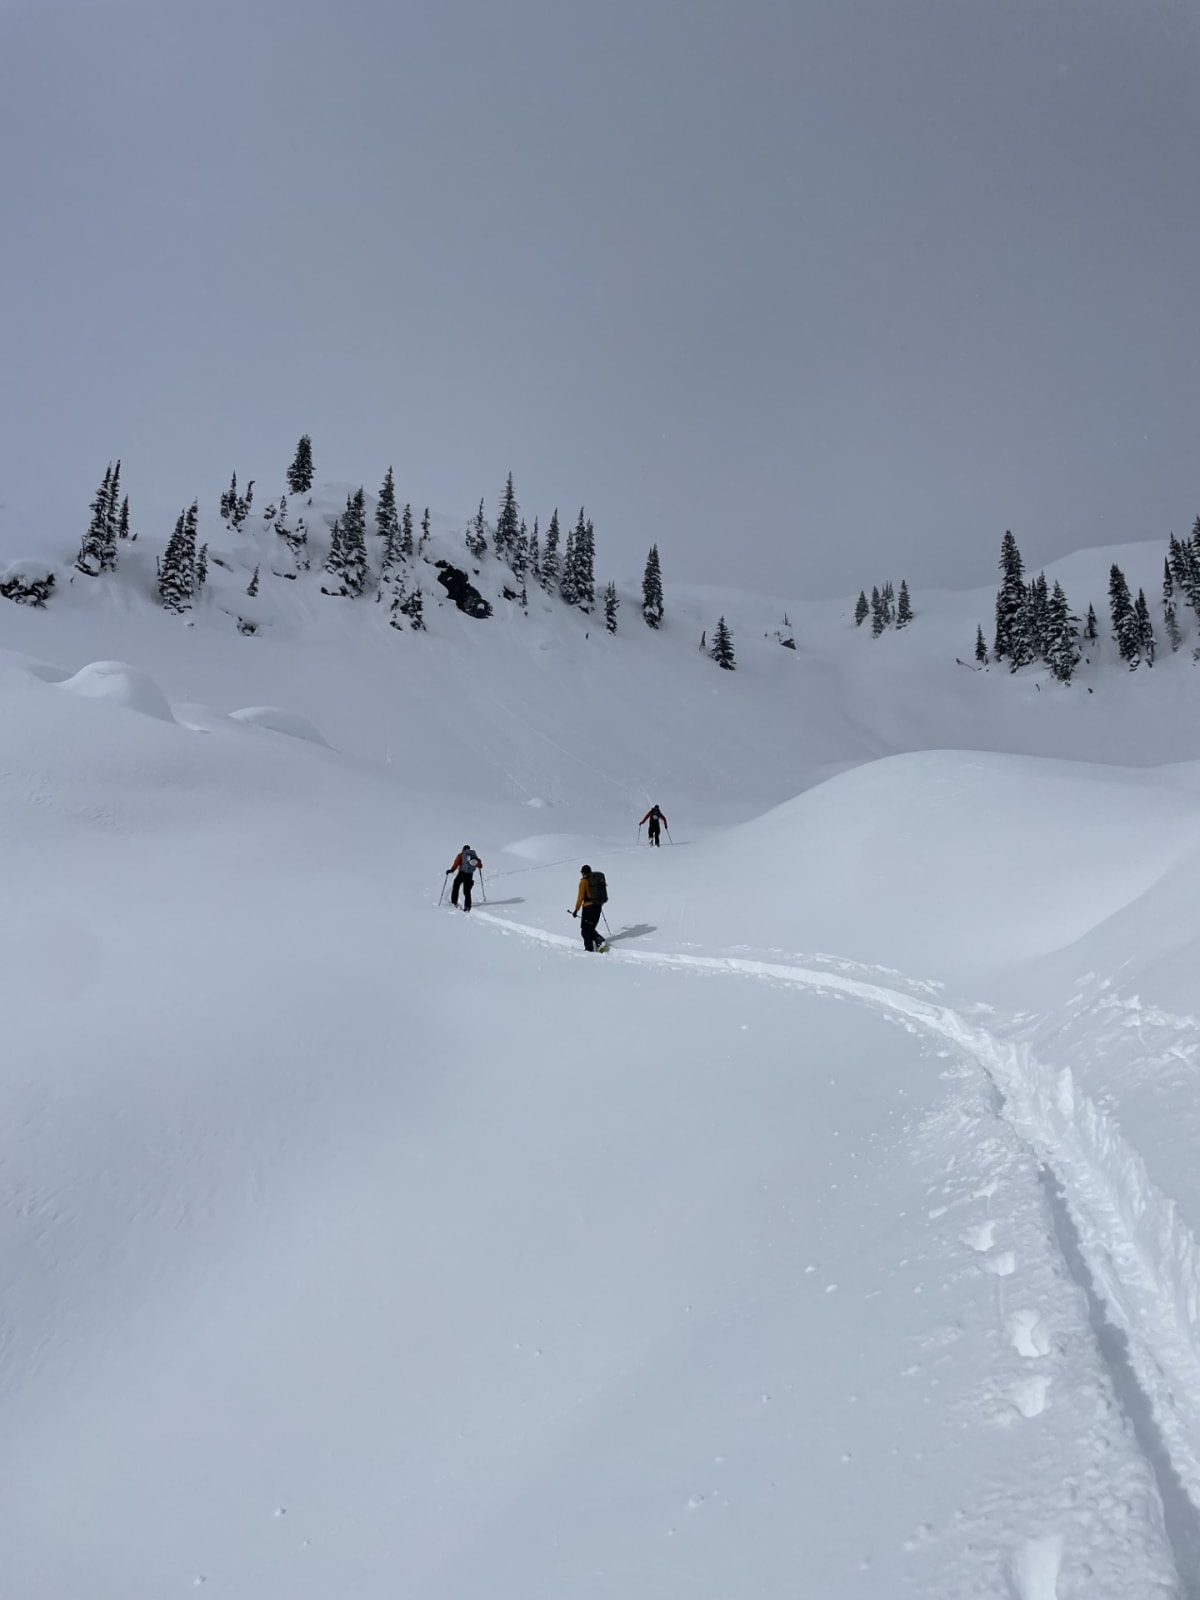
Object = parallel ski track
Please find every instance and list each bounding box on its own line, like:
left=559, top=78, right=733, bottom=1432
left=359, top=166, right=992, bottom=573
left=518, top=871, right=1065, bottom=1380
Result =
left=476, top=909, right=1200, bottom=1557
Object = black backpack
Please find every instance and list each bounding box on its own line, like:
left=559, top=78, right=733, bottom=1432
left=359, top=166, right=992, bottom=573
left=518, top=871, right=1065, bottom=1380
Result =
left=587, top=869, right=608, bottom=906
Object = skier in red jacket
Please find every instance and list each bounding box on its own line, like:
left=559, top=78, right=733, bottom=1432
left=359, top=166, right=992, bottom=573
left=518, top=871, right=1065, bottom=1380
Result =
left=640, top=804, right=667, bottom=846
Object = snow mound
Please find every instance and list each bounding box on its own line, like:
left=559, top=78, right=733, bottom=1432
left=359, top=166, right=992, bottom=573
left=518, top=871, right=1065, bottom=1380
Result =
left=56, top=661, right=175, bottom=723
left=229, top=706, right=331, bottom=747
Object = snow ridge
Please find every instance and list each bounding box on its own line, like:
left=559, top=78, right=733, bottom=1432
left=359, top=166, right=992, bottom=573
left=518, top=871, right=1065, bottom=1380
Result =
left=477, top=911, right=1200, bottom=1549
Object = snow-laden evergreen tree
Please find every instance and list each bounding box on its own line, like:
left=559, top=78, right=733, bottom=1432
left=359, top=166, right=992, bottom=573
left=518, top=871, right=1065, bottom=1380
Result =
left=323, top=517, right=346, bottom=592
left=699, top=629, right=707, bottom=652
left=390, top=579, right=425, bottom=631
left=993, top=530, right=1026, bottom=661
left=896, top=580, right=913, bottom=628
left=974, top=625, right=988, bottom=664
left=854, top=590, right=869, bottom=626
left=338, top=488, right=369, bottom=596
left=100, top=460, right=121, bottom=572
left=287, top=434, right=314, bottom=496
left=604, top=581, right=619, bottom=634
left=1108, top=563, right=1140, bottom=667
left=376, top=466, right=399, bottom=548
left=1135, top=588, right=1155, bottom=666
left=495, top=472, right=519, bottom=562
left=1026, top=572, right=1050, bottom=662
left=641, top=544, right=664, bottom=628
left=400, top=503, right=414, bottom=561
left=246, top=565, right=260, bottom=598
left=1046, top=581, right=1080, bottom=683
left=511, top=519, right=530, bottom=586
left=1084, top=603, right=1098, bottom=643
left=196, top=543, right=208, bottom=592
left=560, top=517, right=580, bottom=606
left=1163, top=559, right=1182, bottom=651
left=420, top=506, right=431, bottom=554
left=776, top=612, right=795, bottom=649
left=117, top=494, right=132, bottom=542
left=528, top=515, right=541, bottom=581
left=870, top=586, right=885, bottom=637
left=881, top=580, right=895, bottom=625
left=158, top=503, right=198, bottom=612
left=574, top=511, right=595, bottom=611
left=404, top=585, right=425, bottom=630
left=76, top=465, right=113, bottom=575
left=221, top=473, right=254, bottom=531
left=1177, top=534, right=1196, bottom=592
left=542, top=509, right=561, bottom=591
left=465, top=499, right=488, bottom=559
left=710, top=616, right=736, bottom=670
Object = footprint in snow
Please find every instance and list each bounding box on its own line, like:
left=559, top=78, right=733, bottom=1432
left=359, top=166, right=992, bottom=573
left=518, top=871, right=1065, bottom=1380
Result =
left=1010, top=1375, right=1050, bottom=1419
left=962, top=1220, right=997, bottom=1252
left=1008, top=1309, right=1050, bottom=1359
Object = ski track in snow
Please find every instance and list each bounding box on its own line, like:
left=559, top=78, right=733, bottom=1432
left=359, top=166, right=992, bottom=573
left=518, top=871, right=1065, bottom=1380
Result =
left=477, top=908, right=1200, bottom=1591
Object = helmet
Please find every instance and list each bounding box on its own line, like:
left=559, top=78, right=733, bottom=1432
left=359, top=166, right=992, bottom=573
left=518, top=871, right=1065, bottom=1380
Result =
left=581, top=864, right=592, bottom=875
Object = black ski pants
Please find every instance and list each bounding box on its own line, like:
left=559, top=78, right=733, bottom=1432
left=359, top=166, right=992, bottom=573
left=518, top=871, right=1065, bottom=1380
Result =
left=451, top=871, right=474, bottom=910
left=648, top=822, right=661, bottom=846
left=580, top=903, right=604, bottom=951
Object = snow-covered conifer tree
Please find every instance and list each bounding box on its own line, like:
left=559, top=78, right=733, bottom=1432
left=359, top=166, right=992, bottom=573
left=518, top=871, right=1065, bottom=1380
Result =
left=495, top=473, right=519, bottom=561
left=1046, top=581, right=1080, bottom=683
left=975, top=625, right=988, bottom=664
left=287, top=435, right=314, bottom=496
left=870, top=586, right=885, bottom=637
left=1108, top=564, right=1139, bottom=666
left=641, top=544, right=664, bottom=628
left=710, top=616, right=736, bottom=670
left=604, top=581, right=619, bottom=634
left=465, top=499, right=488, bottom=559
left=528, top=515, right=540, bottom=581
left=1135, top=588, right=1155, bottom=666
left=896, top=580, right=913, bottom=628
left=542, top=510, right=561, bottom=591
left=854, top=590, right=868, bottom=626
left=400, top=503, right=414, bottom=561
left=376, top=466, right=399, bottom=549
left=76, top=465, right=113, bottom=575
left=993, top=530, right=1025, bottom=661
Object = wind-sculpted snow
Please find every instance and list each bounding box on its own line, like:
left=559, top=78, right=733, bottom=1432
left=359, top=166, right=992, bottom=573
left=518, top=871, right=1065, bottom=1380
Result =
left=56, top=659, right=176, bottom=722
left=229, top=706, right=332, bottom=747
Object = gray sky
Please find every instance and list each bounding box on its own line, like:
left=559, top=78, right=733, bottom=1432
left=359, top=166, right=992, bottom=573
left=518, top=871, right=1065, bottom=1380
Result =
left=2, top=0, right=1198, bottom=598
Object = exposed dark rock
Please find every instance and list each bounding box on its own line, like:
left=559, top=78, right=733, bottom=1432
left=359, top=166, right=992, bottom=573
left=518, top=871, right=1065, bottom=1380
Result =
left=435, top=560, right=492, bottom=618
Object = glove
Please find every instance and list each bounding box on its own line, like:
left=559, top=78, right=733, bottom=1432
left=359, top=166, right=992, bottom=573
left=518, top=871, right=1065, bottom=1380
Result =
left=571, top=910, right=578, bottom=918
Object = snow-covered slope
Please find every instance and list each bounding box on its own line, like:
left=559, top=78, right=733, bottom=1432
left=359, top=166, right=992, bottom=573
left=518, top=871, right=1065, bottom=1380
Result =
left=5, top=516, right=1200, bottom=1596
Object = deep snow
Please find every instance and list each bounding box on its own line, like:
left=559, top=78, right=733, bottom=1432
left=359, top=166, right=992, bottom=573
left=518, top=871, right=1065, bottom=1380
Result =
left=4, top=514, right=1200, bottom=1596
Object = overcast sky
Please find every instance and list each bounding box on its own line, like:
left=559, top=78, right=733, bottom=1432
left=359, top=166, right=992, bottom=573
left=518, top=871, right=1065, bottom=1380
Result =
left=2, top=0, right=1197, bottom=597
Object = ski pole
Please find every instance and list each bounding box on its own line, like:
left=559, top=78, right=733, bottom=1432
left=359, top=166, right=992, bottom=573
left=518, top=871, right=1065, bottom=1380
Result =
left=478, top=869, right=487, bottom=903
left=602, top=911, right=612, bottom=936
left=665, top=827, right=673, bottom=845
left=637, top=823, right=643, bottom=843
left=438, top=871, right=449, bottom=907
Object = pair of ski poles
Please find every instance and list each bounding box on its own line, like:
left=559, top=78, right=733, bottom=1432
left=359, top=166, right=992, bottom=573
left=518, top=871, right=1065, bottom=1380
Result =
left=637, top=824, right=672, bottom=845
left=438, top=867, right=486, bottom=906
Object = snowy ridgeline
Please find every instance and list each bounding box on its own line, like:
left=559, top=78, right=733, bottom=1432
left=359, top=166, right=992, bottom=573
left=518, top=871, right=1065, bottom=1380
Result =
left=7, top=543, right=1200, bottom=1593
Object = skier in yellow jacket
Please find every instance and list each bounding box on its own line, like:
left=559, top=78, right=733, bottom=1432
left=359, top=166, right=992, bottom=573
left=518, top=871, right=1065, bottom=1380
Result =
left=571, top=865, right=608, bottom=952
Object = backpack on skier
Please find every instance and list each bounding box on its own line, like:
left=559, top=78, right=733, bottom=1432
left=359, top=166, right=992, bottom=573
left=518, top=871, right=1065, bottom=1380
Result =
left=586, top=869, right=608, bottom=906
